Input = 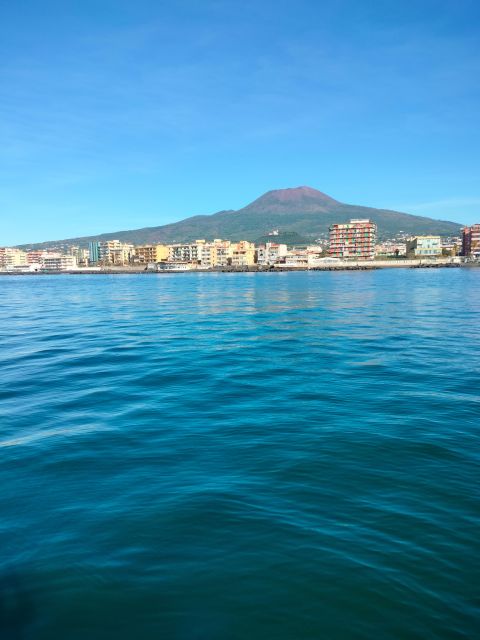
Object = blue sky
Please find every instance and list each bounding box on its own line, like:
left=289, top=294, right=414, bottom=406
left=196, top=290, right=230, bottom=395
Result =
left=1, top=0, right=479, bottom=244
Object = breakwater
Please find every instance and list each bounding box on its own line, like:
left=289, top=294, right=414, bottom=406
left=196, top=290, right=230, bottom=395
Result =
left=0, top=258, right=467, bottom=275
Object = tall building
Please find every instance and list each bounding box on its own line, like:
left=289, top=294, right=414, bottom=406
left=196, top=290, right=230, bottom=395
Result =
left=329, top=219, right=377, bottom=260
left=89, top=242, right=100, bottom=264
left=462, top=225, right=480, bottom=259
left=406, top=236, right=442, bottom=258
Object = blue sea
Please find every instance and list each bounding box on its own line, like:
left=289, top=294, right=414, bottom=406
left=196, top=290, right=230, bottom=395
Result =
left=1, top=269, right=479, bottom=639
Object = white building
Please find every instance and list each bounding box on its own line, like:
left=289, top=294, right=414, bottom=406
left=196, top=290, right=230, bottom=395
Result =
left=168, top=243, right=201, bottom=264
left=156, top=261, right=195, bottom=271
left=256, top=243, right=288, bottom=266
left=41, top=254, right=78, bottom=271
left=9, top=263, right=42, bottom=273
left=406, top=236, right=442, bottom=258
left=283, top=249, right=309, bottom=267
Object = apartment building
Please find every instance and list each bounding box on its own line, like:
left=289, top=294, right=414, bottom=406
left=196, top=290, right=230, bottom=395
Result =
left=41, top=254, right=78, bottom=270
left=329, top=219, right=377, bottom=260
left=211, top=239, right=233, bottom=267
left=89, top=240, right=134, bottom=265
left=406, top=236, right=442, bottom=258
left=306, top=246, right=326, bottom=267
left=230, top=241, right=256, bottom=267
left=283, top=249, right=309, bottom=267
left=195, top=240, right=216, bottom=268
left=69, top=246, right=90, bottom=266
left=167, top=239, right=247, bottom=268
left=256, top=242, right=288, bottom=266
left=27, top=250, right=49, bottom=264
left=168, top=243, right=201, bottom=264
left=0, top=247, right=27, bottom=269
left=134, top=244, right=169, bottom=264
left=375, top=242, right=407, bottom=257
left=462, top=225, right=480, bottom=259
left=89, top=242, right=100, bottom=264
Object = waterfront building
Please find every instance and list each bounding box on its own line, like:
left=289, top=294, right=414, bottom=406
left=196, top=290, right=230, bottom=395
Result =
left=166, top=239, right=254, bottom=268
left=375, top=242, right=407, bottom=257
left=41, top=254, right=78, bottom=271
left=89, top=242, right=100, bottom=264
left=0, top=247, right=27, bottom=269
left=256, top=242, right=288, bottom=266
left=306, top=245, right=327, bottom=267
left=174, top=239, right=236, bottom=268
left=462, top=225, right=480, bottom=259
left=329, top=219, right=377, bottom=260
left=440, top=237, right=461, bottom=257
left=155, top=239, right=239, bottom=268
left=211, top=239, right=233, bottom=267
left=27, top=250, right=50, bottom=264
left=283, top=249, right=309, bottom=267
left=230, top=241, right=256, bottom=267
left=69, top=246, right=90, bottom=266
left=79, top=248, right=90, bottom=266
left=195, top=240, right=216, bottom=268
left=168, top=243, right=201, bottom=264
left=10, top=262, right=42, bottom=273
left=156, top=261, right=195, bottom=271
left=406, top=236, right=442, bottom=258
left=89, top=240, right=134, bottom=265
left=134, top=244, right=169, bottom=264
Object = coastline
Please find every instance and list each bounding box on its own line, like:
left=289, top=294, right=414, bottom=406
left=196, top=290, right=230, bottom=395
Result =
left=0, top=260, right=473, bottom=276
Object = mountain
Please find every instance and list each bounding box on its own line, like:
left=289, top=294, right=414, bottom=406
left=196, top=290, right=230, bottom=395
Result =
left=18, top=186, right=463, bottom=249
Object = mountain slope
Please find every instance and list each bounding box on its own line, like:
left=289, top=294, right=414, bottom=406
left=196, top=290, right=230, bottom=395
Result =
left=18, top=186, right=463, bottom=249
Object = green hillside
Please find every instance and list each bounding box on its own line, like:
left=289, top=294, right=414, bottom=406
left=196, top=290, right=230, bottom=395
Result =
left=18, top=186, right=463, bottom=250
left=254, top=231, right=311, bottom=246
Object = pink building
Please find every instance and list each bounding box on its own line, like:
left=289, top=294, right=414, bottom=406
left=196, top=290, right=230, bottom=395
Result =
left=329, top=219, right=377, bottom=260
left=462, top=224, right=480, bottom=258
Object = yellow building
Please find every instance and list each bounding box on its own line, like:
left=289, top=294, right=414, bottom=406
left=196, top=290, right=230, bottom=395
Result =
left=230, top=241, right=256, bottom=267
left=210, top=239, right=233, bottom=267
left=0, top=247, right=27, bottom=269
left=134, top=244, right=169, bottom=264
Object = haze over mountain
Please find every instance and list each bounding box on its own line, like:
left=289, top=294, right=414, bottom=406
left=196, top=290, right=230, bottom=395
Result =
left=19, top=187, right=463, bottom=249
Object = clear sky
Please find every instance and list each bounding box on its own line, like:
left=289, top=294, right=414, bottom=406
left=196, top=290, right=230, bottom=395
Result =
left=1, top=0, right=479, bottom=245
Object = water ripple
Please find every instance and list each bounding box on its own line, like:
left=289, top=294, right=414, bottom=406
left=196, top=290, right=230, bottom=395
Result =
left=0, top=270, right=479, bottom=639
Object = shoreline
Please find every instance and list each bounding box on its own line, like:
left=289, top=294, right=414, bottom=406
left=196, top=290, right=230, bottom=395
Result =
left=1, top=261, right=474, bottom=276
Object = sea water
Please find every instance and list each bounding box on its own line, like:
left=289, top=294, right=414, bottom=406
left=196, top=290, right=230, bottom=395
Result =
left=0, top=269, right=479, bottom=639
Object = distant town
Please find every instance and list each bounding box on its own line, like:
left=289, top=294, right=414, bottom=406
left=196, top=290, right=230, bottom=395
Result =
left=1, top=219, right=479, bottom=273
